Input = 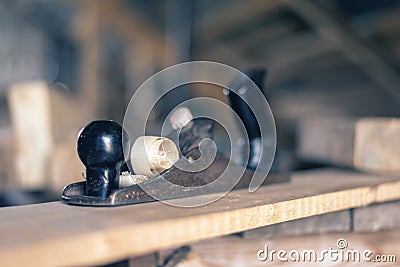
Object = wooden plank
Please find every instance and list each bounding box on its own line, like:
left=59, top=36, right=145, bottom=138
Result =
left=189, top=230, right=400, bottom=266
left=354, top=201, right=400, bottom=232
left=0, top=169, right=399, bottom=266
left=298, top=117, right=400, bottom=174
left=298, top=117, right=356, bottom=167
left=48, top=141, right=84, bottom=193
left=0, top=127, right=14, bottom=190
left=354, top=118, right=400, bottom=174
left=8, top=81, right=54, bottom=189
left=128, top=253, right=158, bottom=267
left=243, top=210, right=351, bottom=238
left=7, top=81, right=88, bottom=191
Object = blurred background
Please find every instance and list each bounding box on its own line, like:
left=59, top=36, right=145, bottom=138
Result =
left=0, top=0, right=400, bottom=206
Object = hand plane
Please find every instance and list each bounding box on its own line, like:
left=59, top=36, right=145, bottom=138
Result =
left=62, top=69, right=289, bottom=206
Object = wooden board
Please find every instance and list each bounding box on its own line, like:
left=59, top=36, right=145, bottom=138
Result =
left=243, top=210, right=351, bottom=238
left=0, top=127, right=14, bottom=190
left=0, top=168, right=399, bottom=266
left=354, top=118, right=400, bottom=174
left=189, top=229, right=400, bottom=266
left=8, top=81, right=54, bottom=189
left=354, top=201, right=400, bottom=232
left=298, top=117, right=400, bottom=174
left=7, top=81, right=88, bottom=191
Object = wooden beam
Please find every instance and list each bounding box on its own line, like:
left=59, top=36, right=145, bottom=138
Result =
left=195, top=0, right=282, bottom=45
left=0, top=169, right=400, bottom=266
left=72, top=0, right=101, bottom=116
left=8, top=81, right=54, bottom=189
left=350, top=7, right=400, bottom=37
left=244, top=210, right=351, bottom=238
left=298, top=117, right=400, bottom=174
left=259, top=33, right=333, bottom=84
left=197, top=15, right=300, bottom=56
left=68, top=0, right=165, bottom=63
left=354, top=201, right=400, bottom=232
left=283, top=0, right=400, bottom=101
left=7, top=81, right=88, bottom=191
left=0, top=127, right=14, bottom=190
left=194, top=1, right=284, bottom=68
left=190, top=230, right=400, bottom=266
left=99, top=0, right=167, bottom=64
left=196, top=32, right=333, bottom=80
left=68, top=0, right=167, bottom=114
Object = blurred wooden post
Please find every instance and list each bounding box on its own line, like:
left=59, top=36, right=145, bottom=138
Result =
left=0, top=127, right=14, bottom=191
left=8, top=81, right=54, bottom=189
left=73, top=0, right=100, bottom=118
left=7, top=81, right=85, bottom=192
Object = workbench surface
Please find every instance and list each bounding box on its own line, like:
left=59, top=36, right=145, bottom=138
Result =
left=0, top=168, right=399, bottom=266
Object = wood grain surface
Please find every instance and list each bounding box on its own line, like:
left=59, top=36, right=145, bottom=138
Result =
left=190, top=229, right=400, bottom=266
left=298, top=117, right=400, bottom=174
left=0, top=168, right=399, bottom=266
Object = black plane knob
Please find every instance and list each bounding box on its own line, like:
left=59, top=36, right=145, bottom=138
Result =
left=77, top=120, right=126, bottom=198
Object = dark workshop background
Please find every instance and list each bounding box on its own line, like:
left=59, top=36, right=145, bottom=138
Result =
left=0, top=0, right=400, bottom=205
